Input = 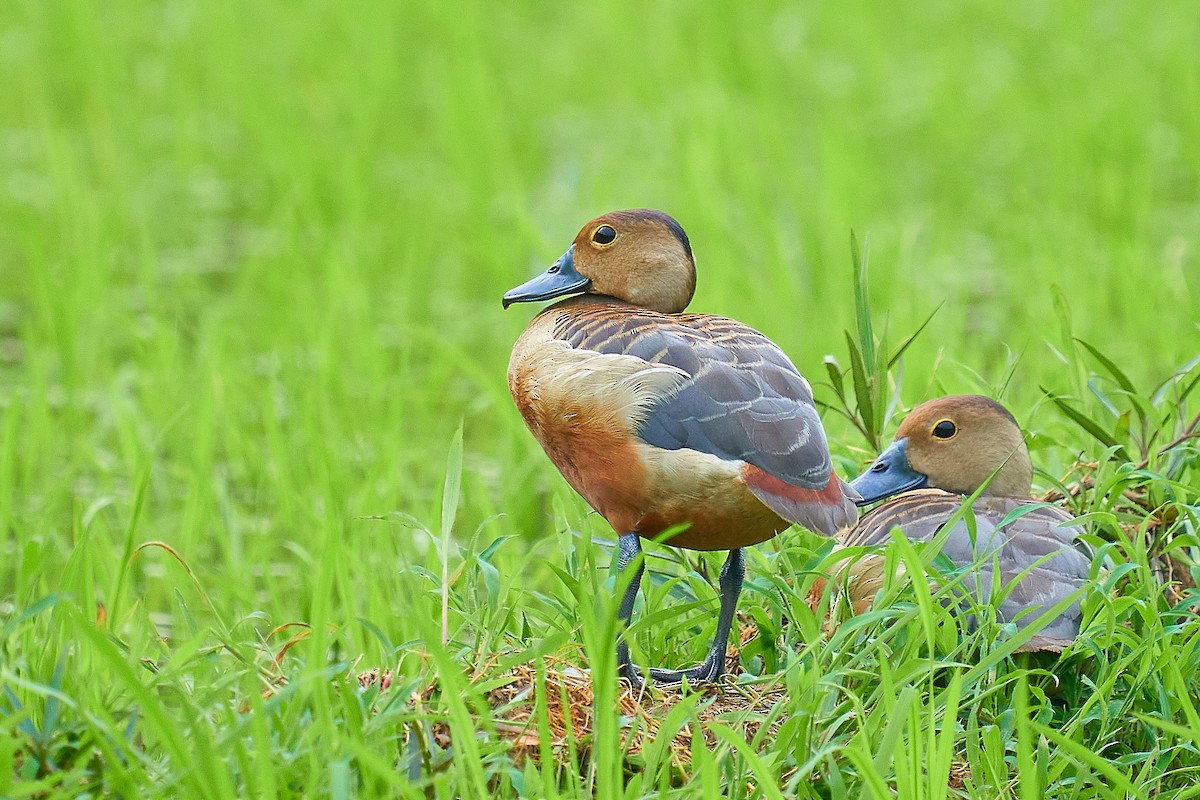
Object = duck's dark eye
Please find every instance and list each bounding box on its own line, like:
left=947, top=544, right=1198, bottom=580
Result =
left=932, top=420, right=957, bottom=439
left=591, top=225, right=616, bottom=245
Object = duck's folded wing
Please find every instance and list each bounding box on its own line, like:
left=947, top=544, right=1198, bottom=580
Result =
left=843, top=492, right=1091, bottom=650
left=986, top=501, right=1092, bottom=645
left=556, top=309, right=855, bottom=534
left=844, top=493, right=1086, bottom=556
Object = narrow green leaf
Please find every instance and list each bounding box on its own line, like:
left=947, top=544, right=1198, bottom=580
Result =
left=441, top=421, right=465, bottom=545
left=846, top=332, right=876, bottom=446
left=994, top=501, right=1059, bottom=530
left=1050, top=284, right=1074, bottom=358
left=1050, top=284, right=1084, bottom=394
left=1016, top=674, right=1040, bottom=800
left=708, top=723, right=786, bottom=800
left=1174, top=371, right=1200, bottom=407
left=441, top=420, right=465, bottom=645
left=1114, top=409, right=1132, bottom=447
left=1032, top=721, right=1141, bottom=796
left=887, top=302, right=942, bottom=369
left=842, top=744, right=894, bottom=800
left=1086, top=377, right=1121, bottom=418
left=824, top=355, right=847, bottom=403
left=1134, top=713, right=1200, bottom=743
left=1040, top=388, right=1128, bottom=458
left=930, top=669, right=963, bottom=800
left=1150, top=352, right=1200, bottom=405
left=1076, top=338, right=1138, bottom=395
left=0, top=595, right=65, bottom=644
left=850, top=231, right=876, bottom=369
left=110, top=460, right=153, bottom=621
left=873, top=685, right=917, bottom=776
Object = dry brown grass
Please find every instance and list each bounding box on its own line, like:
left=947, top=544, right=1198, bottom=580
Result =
left=356, top=620, right=788, bottom=772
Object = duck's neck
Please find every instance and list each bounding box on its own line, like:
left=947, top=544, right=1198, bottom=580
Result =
left=547, top=294, right=636, bottom=312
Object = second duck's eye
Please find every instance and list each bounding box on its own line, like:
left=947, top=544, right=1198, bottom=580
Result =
left=932, top=420, right=957, bottom=439
left=591, top=225, right=617, bottom=246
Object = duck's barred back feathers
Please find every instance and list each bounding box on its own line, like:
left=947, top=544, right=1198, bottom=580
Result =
left=551, top=303, right=833, bottom=491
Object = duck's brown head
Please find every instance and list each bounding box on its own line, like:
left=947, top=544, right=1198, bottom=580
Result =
left=849, top=395, right=1033, bottom=504
left=502, top=209, right=696, bottom=314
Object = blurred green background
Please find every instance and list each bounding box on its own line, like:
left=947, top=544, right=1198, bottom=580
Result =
left=2, top=1, right=1200, bottom=795
left=2, top=0, right=1199, bottom=684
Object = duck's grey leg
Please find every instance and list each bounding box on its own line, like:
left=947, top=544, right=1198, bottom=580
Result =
left=618, top=543, right=746, bottom=687
left=646, top=547, right=745, bottom=684
left=615, top=533, right=647, bottom=685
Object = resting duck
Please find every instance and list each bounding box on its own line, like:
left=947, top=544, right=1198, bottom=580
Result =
left=504, top=209, right=857, bottom=685
left=842, top=395, right=1092, bottom=651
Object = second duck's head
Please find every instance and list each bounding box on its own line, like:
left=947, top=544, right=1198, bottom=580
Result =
left=503, top=209, right=696, bottom=314
left=850, top=395, right=1033, bottom=505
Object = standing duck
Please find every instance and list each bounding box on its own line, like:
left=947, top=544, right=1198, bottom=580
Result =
left=842, top=395, right=1093, bottom=651
left=504, top=209, right=857, bottom=685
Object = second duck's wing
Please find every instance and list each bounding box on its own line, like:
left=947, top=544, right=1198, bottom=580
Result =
left=841, top=490, right=1091, bottom=650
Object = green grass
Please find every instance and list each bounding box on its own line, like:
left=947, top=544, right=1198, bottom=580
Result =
left=2, top=0, right=1199, bottom=796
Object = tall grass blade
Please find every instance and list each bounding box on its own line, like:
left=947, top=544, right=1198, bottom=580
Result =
left=441, top=421, right=465, bottom=645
